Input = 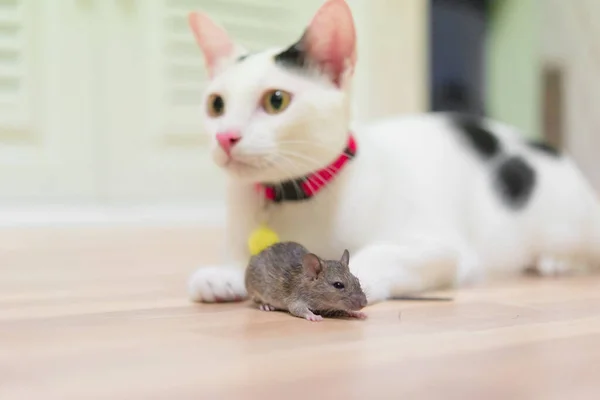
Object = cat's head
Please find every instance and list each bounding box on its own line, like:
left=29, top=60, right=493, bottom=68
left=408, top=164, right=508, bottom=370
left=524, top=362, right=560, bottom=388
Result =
left=189, top=0, right=357, bottom=183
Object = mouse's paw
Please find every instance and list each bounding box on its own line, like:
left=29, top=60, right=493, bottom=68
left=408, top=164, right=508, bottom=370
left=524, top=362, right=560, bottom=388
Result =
left=304, top=312, right=324, bottom=322
left=347, top=310, right=367, bottom=320
left=259, top=304, right=276, bottom=312
left=188, top=265, right=247, bottom=303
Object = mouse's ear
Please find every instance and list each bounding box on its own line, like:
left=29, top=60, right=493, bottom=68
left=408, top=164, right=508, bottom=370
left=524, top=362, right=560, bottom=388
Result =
left=302, top=253, right=323, bottom=280
left=340, top=249, right=350, bottom=268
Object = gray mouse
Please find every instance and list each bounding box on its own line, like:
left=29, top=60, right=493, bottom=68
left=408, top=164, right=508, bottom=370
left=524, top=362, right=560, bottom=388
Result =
left=245, top=242, right=368, bottom=322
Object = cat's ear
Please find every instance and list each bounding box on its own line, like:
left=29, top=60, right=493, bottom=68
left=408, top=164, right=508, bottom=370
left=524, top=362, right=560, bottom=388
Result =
left=188, top=11, right=239, bottom=78
left=276, top=0, right=357, bottom=86
left=302, top=253, right=323, bottom=280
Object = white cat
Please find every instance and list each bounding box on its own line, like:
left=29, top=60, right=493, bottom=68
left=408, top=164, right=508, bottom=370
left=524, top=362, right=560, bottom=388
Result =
left=187, top=0, right=600, bottom=304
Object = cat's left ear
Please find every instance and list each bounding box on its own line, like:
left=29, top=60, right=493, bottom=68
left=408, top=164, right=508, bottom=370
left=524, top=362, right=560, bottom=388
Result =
left=188, top=12, right=240, bottom=78
left=276, top=0, right=357, bottom=87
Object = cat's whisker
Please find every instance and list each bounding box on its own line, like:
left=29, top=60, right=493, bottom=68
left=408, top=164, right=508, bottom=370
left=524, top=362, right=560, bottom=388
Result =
left=278, top=140, right=340, bottom=151
left=268, top=154, right=311, bottom=200
left=243, top=139, right=340, bottom=157
left=233, top=140, right=344, bottom=194
left=268, top=154, right=340, bottom=208
left=271, top=152, right=326, bottom=188
left=267, top=156, right=310, bottom=201
left=274, top=149, right=341, bottom=188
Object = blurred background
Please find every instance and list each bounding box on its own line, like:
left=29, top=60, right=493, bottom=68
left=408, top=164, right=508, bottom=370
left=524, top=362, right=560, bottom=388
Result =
left=0, top=0, right=597, bottom=227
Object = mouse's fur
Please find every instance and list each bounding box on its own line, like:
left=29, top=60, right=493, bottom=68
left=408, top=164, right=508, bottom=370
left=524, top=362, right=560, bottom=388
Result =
left=187, top=0, right=600, bottom=304
left=245, top=242, right=368, bottom=321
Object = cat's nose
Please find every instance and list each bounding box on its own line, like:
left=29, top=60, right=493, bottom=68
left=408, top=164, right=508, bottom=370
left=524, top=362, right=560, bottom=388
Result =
left=215, top=131, right=241, bottom=155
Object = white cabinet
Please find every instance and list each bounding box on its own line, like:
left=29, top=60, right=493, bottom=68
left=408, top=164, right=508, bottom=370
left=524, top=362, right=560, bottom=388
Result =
left=0, top=0, right=97, bottom=204
left=100, top=0, right=309, bottom=205
left=0, top=0, right=326, bottom=207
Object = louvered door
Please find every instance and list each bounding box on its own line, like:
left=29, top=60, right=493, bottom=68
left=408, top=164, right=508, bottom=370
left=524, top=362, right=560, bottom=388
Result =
left=101, top=0, right=320, bottom=205
left=0, top=0, right=97, bottom=204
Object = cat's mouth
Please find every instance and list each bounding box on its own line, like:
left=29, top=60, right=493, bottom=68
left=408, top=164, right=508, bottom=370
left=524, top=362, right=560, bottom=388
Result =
left=214, top=150, right=268, bottom=176
left=225, top=158, right=260, bottom=171
left=212, top=145, right=335, bottom=183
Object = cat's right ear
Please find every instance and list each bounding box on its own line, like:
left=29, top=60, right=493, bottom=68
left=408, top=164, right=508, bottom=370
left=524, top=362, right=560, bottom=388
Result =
left=276, top=0, right=356, bottom=87
left=302, top=253, right=323, bottom=280
left=188, top=12, right=237, bottom=78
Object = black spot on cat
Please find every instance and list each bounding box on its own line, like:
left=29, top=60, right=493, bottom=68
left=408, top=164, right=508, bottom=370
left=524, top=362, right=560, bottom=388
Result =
left=274, top=31, right=308, bottom=69
left=527, top=140, right=560, bottom=157
left=495, top=156, right=536, bottom=210
left=451, top=113, right=501, bottom=160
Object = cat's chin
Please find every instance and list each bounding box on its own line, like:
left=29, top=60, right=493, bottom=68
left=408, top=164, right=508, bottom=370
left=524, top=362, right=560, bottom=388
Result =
left=222, top=166, right=282, bottom=184
left=213, top=153, right=297, bottom=183
left=214, top=157, right=268, bottom=182
left=219, top=160, right=258, bottom=178
left=218, top=161, right=300, bottom=184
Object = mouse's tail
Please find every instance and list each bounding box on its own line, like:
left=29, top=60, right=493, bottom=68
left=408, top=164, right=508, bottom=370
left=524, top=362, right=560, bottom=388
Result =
left=591, top=200, right=600, bottom=265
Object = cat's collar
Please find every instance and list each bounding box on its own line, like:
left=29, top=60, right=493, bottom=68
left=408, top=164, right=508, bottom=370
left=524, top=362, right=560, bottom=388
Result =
left=256, top=135, right=357, bottom=203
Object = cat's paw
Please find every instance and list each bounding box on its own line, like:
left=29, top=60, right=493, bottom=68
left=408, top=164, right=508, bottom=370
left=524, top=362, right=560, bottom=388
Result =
left=358, top=279, right=389, bottom=305
left=349, top=264, right=395, bottom=305
left=188, top=265, right=247, bottom=303
left=533, top=255, right=589, bottom=277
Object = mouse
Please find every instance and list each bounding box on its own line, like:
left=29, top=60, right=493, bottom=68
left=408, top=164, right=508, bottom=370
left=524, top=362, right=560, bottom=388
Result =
left=245, top=242, right=368, bottom=322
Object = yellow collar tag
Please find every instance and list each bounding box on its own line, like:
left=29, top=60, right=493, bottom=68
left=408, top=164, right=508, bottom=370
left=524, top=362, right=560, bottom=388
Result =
left=248, top=224, right=280, bottom=256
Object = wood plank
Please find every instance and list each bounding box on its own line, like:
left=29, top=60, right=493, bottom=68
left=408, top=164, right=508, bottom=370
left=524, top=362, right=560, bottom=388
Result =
left=1, top=227, right=599, bottom=399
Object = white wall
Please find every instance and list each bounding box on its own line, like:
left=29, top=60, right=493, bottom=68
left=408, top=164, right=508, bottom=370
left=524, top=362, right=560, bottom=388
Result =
left=266, top=0, right=429, bottom=123
left=542, top=0, right=600, bottom=190
left=487, top=0, right=541, bottom=140
left=348, top=0, right=429, bottom=122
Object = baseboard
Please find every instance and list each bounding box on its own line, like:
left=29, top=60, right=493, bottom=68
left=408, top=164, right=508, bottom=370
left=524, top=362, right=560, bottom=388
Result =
left=0, top=205, right=226, bottom=228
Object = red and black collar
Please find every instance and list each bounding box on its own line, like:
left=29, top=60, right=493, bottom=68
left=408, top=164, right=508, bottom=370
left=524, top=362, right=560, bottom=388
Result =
left=257, top=135, right=357, bottom=203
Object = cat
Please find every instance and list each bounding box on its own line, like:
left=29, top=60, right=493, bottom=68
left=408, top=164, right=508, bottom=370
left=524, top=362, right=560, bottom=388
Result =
left=187, top=0, right=600, bottom=304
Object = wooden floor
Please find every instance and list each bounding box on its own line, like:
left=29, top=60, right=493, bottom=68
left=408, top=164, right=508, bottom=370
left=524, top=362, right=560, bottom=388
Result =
left=1, top=226, right=600, bottom=400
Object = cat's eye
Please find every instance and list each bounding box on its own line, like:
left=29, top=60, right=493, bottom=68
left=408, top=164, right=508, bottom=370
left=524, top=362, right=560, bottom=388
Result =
left=207, top=93, right=225, bottom=117
left=261, top=89, right=292, bottom=114
left=332, top=282, right=345, bottom=290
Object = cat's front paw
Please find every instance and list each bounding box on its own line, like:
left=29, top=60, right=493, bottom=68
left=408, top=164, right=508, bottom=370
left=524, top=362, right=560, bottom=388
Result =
left=533, top=255, right=589, bottom=277
left=349, top=268, right=390, bottom=305
left=359, top=280, right=389, bottom=305
left=188, top=265, right=247, bottom=303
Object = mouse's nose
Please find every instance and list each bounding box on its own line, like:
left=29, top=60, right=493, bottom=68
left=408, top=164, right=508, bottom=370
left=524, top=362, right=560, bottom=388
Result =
left=358, top=295, right=368, bottom=308
left=360, top=297, right=368, bottom=308
left=215, top=131, right=241, bottom=156
left=351, top=294, right=368, bottom=309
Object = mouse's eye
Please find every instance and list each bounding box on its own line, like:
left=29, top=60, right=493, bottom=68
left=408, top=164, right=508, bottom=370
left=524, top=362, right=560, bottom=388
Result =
left=332, top=282, right=345, bottom=290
